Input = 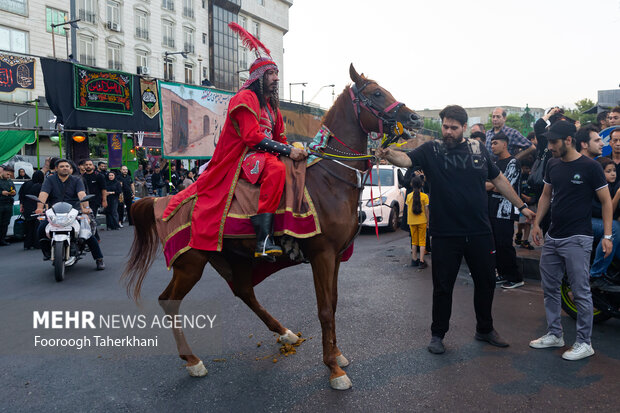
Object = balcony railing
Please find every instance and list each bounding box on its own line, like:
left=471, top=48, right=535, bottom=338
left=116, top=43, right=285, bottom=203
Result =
left=135, top=28, right=149, bottom=40
left=183, top=7, right=194, bottom=18
left=108, top=60, right=122, bottom=71
left=79, top=54, right=96, bottom=66
left=183, top=43, right=195, bottom=54
left=78, top=9, right=96, bottom=23
left=163, top=37, right=175, bottom=48
left=162, top=0, right=174, bottom=11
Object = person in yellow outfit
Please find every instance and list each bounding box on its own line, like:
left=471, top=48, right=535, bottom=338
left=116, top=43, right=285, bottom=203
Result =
left=406, top=175, right=429, bottom=268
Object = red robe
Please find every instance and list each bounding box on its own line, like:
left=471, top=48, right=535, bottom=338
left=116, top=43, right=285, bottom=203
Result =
left=162, top=89, right=287, bottom=251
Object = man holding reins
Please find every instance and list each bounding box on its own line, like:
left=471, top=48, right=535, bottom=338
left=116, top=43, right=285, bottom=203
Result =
left=376, top=105, right=535, bottom=354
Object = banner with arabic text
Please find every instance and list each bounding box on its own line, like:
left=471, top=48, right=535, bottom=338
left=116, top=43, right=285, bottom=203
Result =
left=140, top=79, right=160, bottom=119
left=158, top=81, right=233, bottom=159
left=107, top=133, right=123, bottom=168
left=0, top=54, right=35, bottom=93
left=74, top=64, right=133, bottom=115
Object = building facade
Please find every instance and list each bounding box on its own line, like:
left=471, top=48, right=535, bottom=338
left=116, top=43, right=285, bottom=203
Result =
left=0, top=0, right=292, bottom=163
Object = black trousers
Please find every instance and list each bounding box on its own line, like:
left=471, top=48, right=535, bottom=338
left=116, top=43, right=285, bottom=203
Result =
left=0, top=204, right=11, bottom=242
left=118, top=194, right=133, bottom=225
left=431, top=234, right=496, bottom=339
left=24, top=219, right=40, bottom=249
left=490, top=217, right=522, bottom=282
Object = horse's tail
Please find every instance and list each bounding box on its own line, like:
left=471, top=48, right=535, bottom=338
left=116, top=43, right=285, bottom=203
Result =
left=122, top=197, right=159, bottom=302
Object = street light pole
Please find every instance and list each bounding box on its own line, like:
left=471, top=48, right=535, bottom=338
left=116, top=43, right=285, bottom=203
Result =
left=288, top=82, right=307, bottom=103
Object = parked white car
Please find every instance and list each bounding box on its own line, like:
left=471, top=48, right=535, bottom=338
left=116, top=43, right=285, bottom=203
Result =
left=360, top=165, right=406, bottom=231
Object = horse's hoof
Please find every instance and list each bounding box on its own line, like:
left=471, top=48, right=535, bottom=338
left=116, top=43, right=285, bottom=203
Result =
left=186, top=360, right=208, bottom=377
left=336, top=354, right=350, bottom=368
left=279, top=329, right=299, bottom=344
left=329, top=374, right=352, bottom=390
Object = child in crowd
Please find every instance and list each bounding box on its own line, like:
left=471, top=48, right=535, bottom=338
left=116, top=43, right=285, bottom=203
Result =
left=515, top=160, right=537, bottom=250
left=405, top=176, right=429, bottom=269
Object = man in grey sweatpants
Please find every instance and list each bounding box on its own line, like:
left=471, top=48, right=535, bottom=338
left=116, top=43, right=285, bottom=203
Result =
left=531, top=120, right=613, bottom=361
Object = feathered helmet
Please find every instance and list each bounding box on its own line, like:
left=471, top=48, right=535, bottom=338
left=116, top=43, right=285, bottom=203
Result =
left=228, top=22, right=278, bottom=90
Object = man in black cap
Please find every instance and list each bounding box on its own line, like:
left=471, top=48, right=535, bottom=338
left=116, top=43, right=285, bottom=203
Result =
left=487, top=132, right=523, bottom=289
left=531, top=120, right=612, bottom=361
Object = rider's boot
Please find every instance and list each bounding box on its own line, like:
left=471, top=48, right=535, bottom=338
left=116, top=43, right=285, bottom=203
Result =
left=250, top=213, right=282, bottom=258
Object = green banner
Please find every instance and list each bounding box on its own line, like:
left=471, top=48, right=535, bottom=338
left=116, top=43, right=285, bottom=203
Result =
left=74, top=64, right=133, bottom=115
left=0, top=130, right=36, bottom=164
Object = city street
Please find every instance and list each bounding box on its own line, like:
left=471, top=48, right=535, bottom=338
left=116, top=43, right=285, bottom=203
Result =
left=1, top=226, right=620, bottom=412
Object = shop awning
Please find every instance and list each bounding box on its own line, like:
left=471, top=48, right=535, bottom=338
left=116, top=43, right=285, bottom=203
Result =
left=0, top=130, right=36, bottom=164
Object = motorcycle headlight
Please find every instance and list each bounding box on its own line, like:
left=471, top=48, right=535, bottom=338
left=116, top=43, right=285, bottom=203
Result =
left=366, top=196, right=387, bottom=207
left=50, top=211, right=77, bottom=227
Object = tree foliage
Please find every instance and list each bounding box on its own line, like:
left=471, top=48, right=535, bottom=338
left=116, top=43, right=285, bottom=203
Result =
left=563, top=98, right=596, bottom=125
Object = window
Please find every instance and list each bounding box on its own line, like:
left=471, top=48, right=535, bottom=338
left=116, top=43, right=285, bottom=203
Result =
left=162, top=21, right=175, bottom=47
left=135, top=11, right=149, bottom=40
left=77, top=35, right=96, bottom=66
left=201, top=32, right=206, bottom=44
left=164, top=59, right=174, bottom=81
left=258, top=0, right=264, bottom=5
left=107, top=43, right=122, bottom=70
left=46, top=7, right=68, bottom=35
left=0, top=0, right=27, bottom=16
left=202, top=67, right=207, bottom=80
left=78, top=0, right=96, bottom=24
left=0, top=25, right=28, bottom=53
left=209, top=6, right=238, bottom=91
left=252, top=21, right=260, bottom=39
left=136, top=51, right=149, bottom=70
left=182, top=0, right=194, bottom=19
left=239, top=47, right=247, bottom=71
left=184, top=63, right=193, bottom=84
left=183, top=27, right=194, bottom=54
left=106, top=0, right=121, bottom=30
left=162, top=0, right=174, bottom=11
left=239, top=15, right=247, bottom=30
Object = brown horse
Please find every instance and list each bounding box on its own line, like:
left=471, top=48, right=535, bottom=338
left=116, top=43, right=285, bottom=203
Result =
left=123, top=64, right=422, bottom=390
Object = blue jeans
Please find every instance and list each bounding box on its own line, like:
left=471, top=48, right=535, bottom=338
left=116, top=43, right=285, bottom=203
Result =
left=589, top=218, right=620, bottom=277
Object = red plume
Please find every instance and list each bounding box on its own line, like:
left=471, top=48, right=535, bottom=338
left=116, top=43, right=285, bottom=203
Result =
left=228, top=22, right=271, bottom=58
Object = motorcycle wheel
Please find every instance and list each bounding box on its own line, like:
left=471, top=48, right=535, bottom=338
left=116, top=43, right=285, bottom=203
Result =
left=561, top=279, right=610, bottom=323
left=53, top=242, right=66, bottom=282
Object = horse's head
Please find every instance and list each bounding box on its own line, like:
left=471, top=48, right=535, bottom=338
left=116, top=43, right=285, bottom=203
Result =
left=349, top=64, right=423, bottom=141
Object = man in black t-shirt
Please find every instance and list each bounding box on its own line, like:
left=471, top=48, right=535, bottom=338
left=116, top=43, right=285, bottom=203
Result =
left=82, top=159, right=108, bottom=213
left=35, top=159, right=105, bottom=270
left=377, top=105, right=534, bottom=355
left=487, top=132, right=523, bottom=289
left=531, top=121, right=612, bottom=361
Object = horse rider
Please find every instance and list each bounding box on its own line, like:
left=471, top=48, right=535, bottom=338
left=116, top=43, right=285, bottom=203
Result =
left=163, top=23, right=307, bottom=258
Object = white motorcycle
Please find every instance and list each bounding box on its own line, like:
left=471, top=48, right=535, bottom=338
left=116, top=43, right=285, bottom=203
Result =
left=28, top=194, right=96, bottom=282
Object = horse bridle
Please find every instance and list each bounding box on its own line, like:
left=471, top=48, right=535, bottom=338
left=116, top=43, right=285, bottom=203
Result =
left=349, top=81, right=410, bottom=147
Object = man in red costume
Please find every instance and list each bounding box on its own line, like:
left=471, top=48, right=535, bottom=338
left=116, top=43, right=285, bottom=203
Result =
left=163, top=46, right=307, bottom=258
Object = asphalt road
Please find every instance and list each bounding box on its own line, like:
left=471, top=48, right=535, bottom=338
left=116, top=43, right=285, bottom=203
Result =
left=1, top=226, right=620, bottom=412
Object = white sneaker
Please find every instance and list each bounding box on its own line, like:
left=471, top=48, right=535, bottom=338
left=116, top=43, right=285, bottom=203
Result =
left=529, top=333, right=565, bottom=349
left=562, top=342, right=595, bottom=361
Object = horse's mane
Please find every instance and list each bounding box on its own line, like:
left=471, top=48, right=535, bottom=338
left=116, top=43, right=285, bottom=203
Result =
left=321, top=76, right=374, bottom=126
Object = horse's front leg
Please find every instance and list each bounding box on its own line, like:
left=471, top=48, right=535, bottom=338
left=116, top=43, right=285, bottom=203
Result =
left=310, top=251, right=352, bottom=390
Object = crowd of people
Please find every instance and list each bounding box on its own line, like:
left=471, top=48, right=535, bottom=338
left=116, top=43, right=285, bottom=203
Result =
left=384, top=104, right=620, bottom=361
left=0, top=156, right=203, bottom=270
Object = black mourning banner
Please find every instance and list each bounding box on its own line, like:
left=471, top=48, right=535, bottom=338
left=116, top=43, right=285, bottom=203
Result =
left=40, top=58, right=160, bottom=131
left=0, top=54, right=35, bottom=93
